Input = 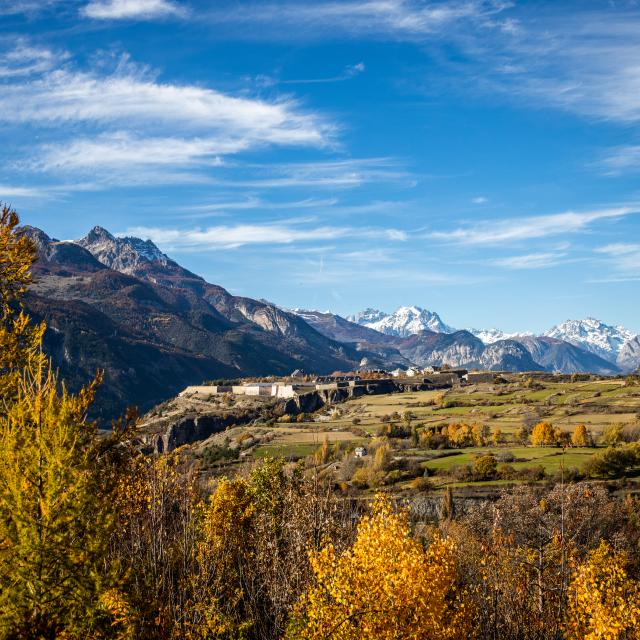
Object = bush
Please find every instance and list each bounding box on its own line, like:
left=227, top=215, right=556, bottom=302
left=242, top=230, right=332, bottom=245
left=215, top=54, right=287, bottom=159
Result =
left=583, top=444, right=640, bottom=478
left=473, top=454, right=497, bottom=480
left=410, top=476, right=434, bottom=492
left=202, top=443, right=240, bottom=464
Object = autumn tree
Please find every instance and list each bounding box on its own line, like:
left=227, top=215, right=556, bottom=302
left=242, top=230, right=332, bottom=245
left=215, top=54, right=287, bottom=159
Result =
left=453, top=483, right=627, bottom=640
left=0, top=208, right=134, bottom=639
left=602, top=424, right=624, bottom=446
left=565, top=541, right=640, bottom=639
left=474, top=454, right=497, bottom=479
left=531, top=421, right=558, bottom=447
left=288, top=495, right=473, bottom=640
left=571, top=424, right=591, bottom=448
left=0, top=206, right=44, bottom=405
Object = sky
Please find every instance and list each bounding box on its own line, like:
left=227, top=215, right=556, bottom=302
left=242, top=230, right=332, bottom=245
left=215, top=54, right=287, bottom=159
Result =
left=1, top=0, right=640, bottom=334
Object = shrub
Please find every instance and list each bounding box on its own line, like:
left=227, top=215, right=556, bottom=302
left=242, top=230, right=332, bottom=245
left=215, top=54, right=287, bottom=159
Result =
left=410, top=476, right=434, bottom=492
left=473, top=454, right=498, bottom=480
left=583, top=444, right=640, bottom=478
left=202, top=444, right=240, bottom=464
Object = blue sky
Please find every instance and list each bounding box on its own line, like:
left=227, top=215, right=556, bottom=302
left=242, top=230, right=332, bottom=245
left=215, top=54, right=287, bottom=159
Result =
left=2, top=0, right=640, bottom=334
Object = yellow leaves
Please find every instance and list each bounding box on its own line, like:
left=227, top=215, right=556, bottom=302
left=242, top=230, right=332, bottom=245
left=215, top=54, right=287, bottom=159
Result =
left=531, top=421, right=558, bottom=447
left=571, top=424, right=591, bottom=448
left=100, top=589, right=135, bottom=640
left=564, top=541, right=640, bottom=640
left=289, top=494, right=474, bottom=640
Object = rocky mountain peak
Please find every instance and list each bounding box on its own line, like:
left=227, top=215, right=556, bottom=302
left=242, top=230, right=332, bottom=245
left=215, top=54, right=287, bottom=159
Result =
left=76, top=227, right=172, bottom=276
left=86, top=226, right=115, bottom=243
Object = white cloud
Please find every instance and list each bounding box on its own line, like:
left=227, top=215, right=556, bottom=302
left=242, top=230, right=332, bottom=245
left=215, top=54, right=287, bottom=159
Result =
left=0, top=185, right=47, bottom=198
left=472, top=196, right=488, bottom=204
left=1, top=53, right=333, bottom=179
left=492, top=251, right=567, bottom=270
left=0, top=41, right=66, bottom=78
left=82, top=0, right=185, bottom=20
left=0, top=67, right=329, bottom=146
left=428, top=206, right=638, bottom=245
left=36, top=133, right=231, bottom=172
left=122, top=222, right=407, bottom=250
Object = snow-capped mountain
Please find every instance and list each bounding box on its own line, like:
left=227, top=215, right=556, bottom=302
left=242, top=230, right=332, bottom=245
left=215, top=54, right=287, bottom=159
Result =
left=545, top=318, right=637, bottom=363
left=468, top=328, right=534, bottom=344
left=349, top=306, right=455, bottom=337
left=346, top=308, right=388, bottom=325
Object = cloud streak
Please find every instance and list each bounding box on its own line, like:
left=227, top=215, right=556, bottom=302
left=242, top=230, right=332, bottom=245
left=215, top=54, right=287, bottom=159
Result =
left=428, top=206, right=638, bottom=245
left=123, top=222, right=408, bottom=250
left=492, top=251, right=567, bottom=270
left=82, top=0, right=186, bottom=20
left=208, top=0, right=510, bottom=39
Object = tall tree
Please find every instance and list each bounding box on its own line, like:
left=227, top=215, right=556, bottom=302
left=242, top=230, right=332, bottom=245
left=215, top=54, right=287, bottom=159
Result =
left=0, top=208, right=133, bottom=639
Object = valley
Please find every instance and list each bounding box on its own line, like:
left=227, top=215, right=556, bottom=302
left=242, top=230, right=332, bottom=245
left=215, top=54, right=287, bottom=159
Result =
left=140, top=372, right=640, bottom=495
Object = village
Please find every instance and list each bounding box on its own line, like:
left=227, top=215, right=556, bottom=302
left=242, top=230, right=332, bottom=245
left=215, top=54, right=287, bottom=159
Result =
left=178, top=367, right=501, bottom=400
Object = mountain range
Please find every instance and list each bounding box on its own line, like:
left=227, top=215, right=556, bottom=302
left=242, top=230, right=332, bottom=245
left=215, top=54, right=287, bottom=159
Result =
left=18, top=225, right=640, bottom=419
left=344, top=305, right=639, bottom=371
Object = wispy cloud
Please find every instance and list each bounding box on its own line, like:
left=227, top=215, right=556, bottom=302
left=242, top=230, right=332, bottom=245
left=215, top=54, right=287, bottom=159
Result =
left=279, top=62, right=366, bottom=85
left=223, top=158, right=411, bottom=189
left=595, top=242, right=640, bottom=277
left=492, top=251, right=567, bottom=270
left=82, top=0, right=186, bottom=20
left=477, top=9, right=640, bottom=123
left=0, top=41, right=67, bottom=77
left=2, top=51, right=333, bottom=181
left=597, top=145, right=640, bottom=175
left=122, top=221, right=407, bottom=250
left=0, top=184, right=48, bottom=198
left=428, top=206, right=638, bottom=245
left=208, top=0, right=510, bottom=39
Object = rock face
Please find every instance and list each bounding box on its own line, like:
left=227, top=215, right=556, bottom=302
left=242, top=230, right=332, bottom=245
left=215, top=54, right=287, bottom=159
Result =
left=617, top=336, right=640, bottom=372
left=478, top=340, right=542, bottom=372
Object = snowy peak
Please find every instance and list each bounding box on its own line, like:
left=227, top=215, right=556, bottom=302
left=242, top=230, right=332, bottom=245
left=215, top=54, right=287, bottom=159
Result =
left=346, top=308, right=388, bottom=325
left=469, top=328, right=534, bottom=344
left=350, top=305, right=455, bottom=337
left=545, top=317, right=637, bottom=361
left=76, top=228, right=172, bottom=275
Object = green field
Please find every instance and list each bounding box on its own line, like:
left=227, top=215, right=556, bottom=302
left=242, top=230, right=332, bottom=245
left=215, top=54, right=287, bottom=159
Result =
left=243, top=378, right=640, bottom=489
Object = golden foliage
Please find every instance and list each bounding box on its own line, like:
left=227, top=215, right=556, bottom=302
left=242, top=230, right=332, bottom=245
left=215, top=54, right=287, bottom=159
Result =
left=565, top=541, right=640, bottom=640
left=531, top=421, right=558, bottom=447
left=571, top=424, right=590, bottom=448
left=0, top=206, right=45, bottom=404
left=289, top=495, right=473, bottom=640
